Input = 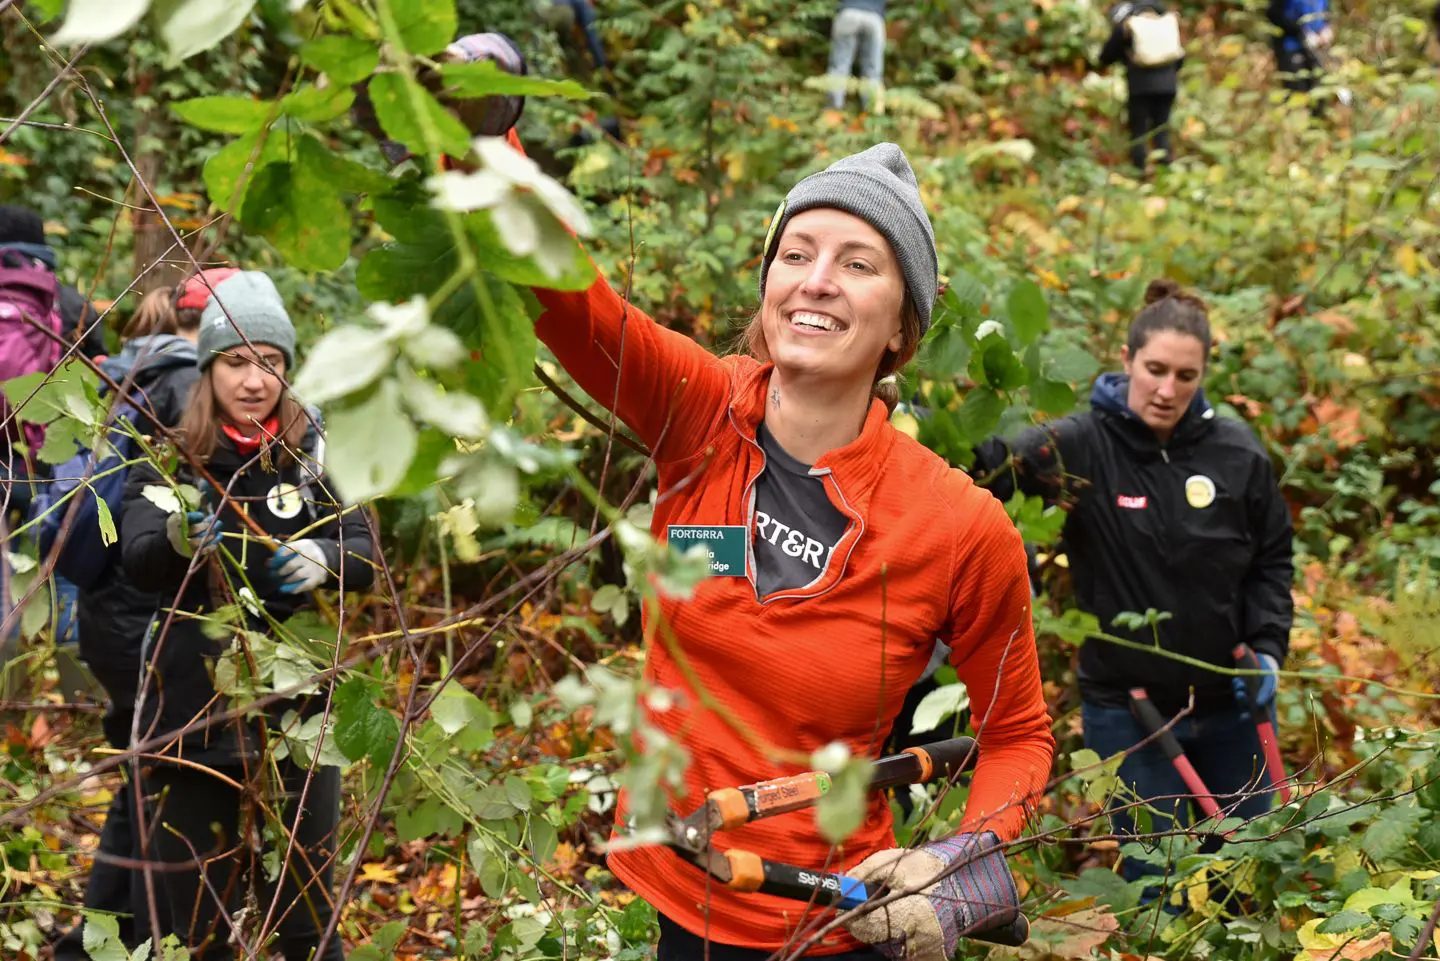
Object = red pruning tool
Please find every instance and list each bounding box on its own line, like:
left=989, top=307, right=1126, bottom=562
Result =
left=659, top=737, right=1030, bottom=947
left=1233, top=643, right=1292, bottom=804
left=1128, top=688, right=1223, bottom=820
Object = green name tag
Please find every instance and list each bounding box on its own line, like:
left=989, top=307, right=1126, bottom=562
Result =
left=667, top=525, right=747, bottom=577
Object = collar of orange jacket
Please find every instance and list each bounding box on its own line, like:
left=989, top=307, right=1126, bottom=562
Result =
left=724, top=359, right=896, bottom=514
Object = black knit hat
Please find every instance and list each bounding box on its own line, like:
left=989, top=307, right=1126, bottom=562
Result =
left=0, top=205, right=46, bottom=247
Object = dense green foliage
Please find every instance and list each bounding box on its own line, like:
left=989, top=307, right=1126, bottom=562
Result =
left=1, top=0, right=1439, bottom=959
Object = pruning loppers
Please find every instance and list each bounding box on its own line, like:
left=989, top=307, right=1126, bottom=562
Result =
left=1232, top=643, right=1292, bottom=804
left=1128, top=688, right=1223, bottom=820
left=660, top=736, right=1031, bottom=947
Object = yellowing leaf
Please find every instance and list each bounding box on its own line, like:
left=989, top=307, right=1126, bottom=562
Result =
left=1297, top=919, right=1393, bottom=961
left=1397, top=245, right=1419, bottom=278
left=359, top=862, right=400, bottom=884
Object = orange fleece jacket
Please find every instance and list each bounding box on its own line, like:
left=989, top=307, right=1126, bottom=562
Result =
left=532, top=271, right=1055, bottom=953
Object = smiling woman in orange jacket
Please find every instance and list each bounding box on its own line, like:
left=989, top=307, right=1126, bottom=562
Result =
left=525, top=142, right=1054, bottom=960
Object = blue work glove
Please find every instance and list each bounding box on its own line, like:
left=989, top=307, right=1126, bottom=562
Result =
left=166, top=511, right=220, bottom=558
left=1233, top=652, right=1280, bottom=708
left=267, top=540, right=332, bottom=594
left=845, top=832, right=1020, bottom=960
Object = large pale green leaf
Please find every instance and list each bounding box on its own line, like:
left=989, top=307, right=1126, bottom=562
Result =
left=170, top=95, right=274, bottom=134
left=397, top=366, right=488, bottom=439
left=324, top=379, right=417, bottom=502
left=293, top=326, right=395, bottom=405
left=909, top=680, right=970, bottom=734
left=958, top=386, right=1004, bottom=440
left=1042, top=346, right=1101, bottom=386
left=152, top=0, right=259, bottom=64
left=280, top=85, right=356, bottom=124
left=51, top=0, right=149, bottom=43
left=80, top=914, right=129, bottom=961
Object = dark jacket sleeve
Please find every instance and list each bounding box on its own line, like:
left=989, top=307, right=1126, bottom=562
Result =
left=120, top=460, right=195, bottom=593
left=970, top=414, right=1097, bottom=508
left=1268, top=0, right=1303, bottom=39
left=1098, top=22, right=1130, bottom=68
left=307, top=475, right=377, bottom=592
left=1241, top=451, right=1294, bottom=665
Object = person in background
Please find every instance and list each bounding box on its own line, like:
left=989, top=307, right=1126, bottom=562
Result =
left=50, top=272, right=225, bottom=961
left=826, top=0, right=888, bottom=112
left=537, top=0, right=610, bottom=73
left=970, top=280, right=1294, bottom=891
left=1268, top=0, right=1333, bottom=99
left=120, top=271, right=373, bottom=960
left=0, top=204, right=107, bottom=359
left=1096, top=0, right=1185, bottom=172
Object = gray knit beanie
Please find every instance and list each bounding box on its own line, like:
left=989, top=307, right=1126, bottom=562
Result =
left=759, top=143, right=939, bottom=334
left=197, top=271, right=296, bottom=372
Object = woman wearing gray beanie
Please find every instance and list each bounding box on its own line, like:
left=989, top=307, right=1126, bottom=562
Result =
left=117, top=270, right=373, bottom=960
left=524, top=141, right=1053, bottom=960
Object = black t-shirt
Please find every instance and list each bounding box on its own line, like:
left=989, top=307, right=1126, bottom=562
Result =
left=752, top=423, right=850, bottom=597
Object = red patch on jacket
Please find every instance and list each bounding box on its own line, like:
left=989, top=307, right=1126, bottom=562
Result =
left=1116, top=494, right=1148, bottom=509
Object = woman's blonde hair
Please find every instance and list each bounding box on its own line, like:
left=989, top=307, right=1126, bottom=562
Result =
left=122, top=286, right=204, bottom=341
left=740, top=293, right=923, bottom=414
left=177, top=365, right=309, bottom=465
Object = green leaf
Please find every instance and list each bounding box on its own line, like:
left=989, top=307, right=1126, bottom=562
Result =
left=1042, top=346, right=1100, bottom=385
left=390, top=0, right=456, bottom=55
left=293, top=326, right=395, bottom=405
left=301, top=35, right=380, bottom=85
left=368, top=72, right=471, bottom=160
left=324, top=379, right=418, bottom=502
left=918, top=323, right=972, bottom=380
left=151, top=0, right=259, bottom=64
left=397, top=366, right=488, bottom=439
left=1391, top=915, right=1425, bottom=948
left=1316, top=909, right=1373, bottom=934
left=814, top=749, right=872, bottom=844
left=1031, top=379, right=1076, bottom=416
left=504, top=776, right=533, bottom=811
left=440, top=60, right=592, bottom=100
left=170, top=95, right=273, bottom=133
left=473, top=785, right=515, bottom=820
left=239, top=139, right=352, bottom=272
left=974, top=338, right=1027, bottom=390
left=37, top=417, right=87, bottom=465
left=80, top=913, right=129, bottom=961
left=203, top=125, right=294, bottom=213
left=430, top=681, right=492, bottom=736
left=334, top=678, right=399, bottom=768
left=909, top=681, right=969, bottom=734
left=95, top=496, right=118, bottom=547
left=1006, top=281, right=1049, bottom=346
left=280, top=85, right=356, bottom=124
left=51, top=0, right=149, bottom=44
left=1360, top=804, right=1428, bottom=861
left=468, top=279, right=537, bottom=414
left=958, top=386, right=1004, bottom=440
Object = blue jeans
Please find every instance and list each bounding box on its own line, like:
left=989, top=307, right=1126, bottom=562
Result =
left=826, top=8, right=886, bottom=109
left=1082, top=699, right=1274, bottom=884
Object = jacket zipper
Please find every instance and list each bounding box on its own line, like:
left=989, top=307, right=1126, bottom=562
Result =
left=759, top=466, right=865, bottom=605
left=727, top=409, right=865, bottom=606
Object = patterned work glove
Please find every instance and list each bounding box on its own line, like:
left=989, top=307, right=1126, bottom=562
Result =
left=267, top=540, right=331, bottom=594
left=845, top=833, right=1020, bottom=961
left=166, top=511, right=221, bottom=558
left=1233, top=651, right=1279, bottom=708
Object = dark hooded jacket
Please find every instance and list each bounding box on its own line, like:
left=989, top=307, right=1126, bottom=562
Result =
left=1098, top=0, right=1182, bottom=96
left=120, top=429, right=373, bottom=764
left=76, top=335, right=200, bottom=686
left=972, top=372, right=1294, bottom=715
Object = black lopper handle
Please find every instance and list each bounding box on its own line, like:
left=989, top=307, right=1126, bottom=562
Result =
left=974, top=914, right=1030, bottom=947
left=869, top=737, right=980, bottom=791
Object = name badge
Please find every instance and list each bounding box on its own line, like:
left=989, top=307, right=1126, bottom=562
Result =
left=666, top=525, right=747, bottom=577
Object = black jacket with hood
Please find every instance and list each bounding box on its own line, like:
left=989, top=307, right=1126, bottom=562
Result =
left=1098, top=0, right=1182, bottom=96
left=972, top=372, right=1294, bottom=715
left=76, top=335, right=200, bottom=689
left=120, top=427, right=373, bottom=764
